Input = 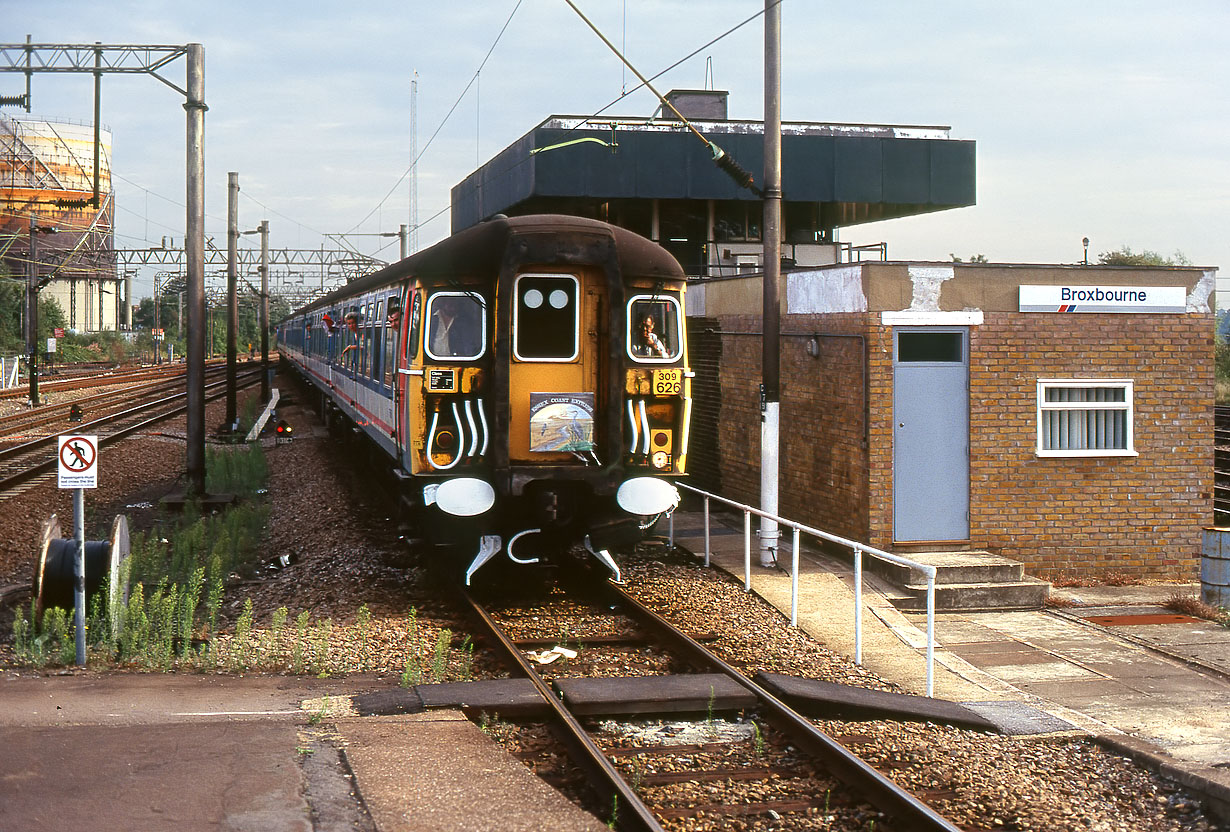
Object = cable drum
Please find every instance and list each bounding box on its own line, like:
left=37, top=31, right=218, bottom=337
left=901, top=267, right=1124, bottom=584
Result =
left=32, top=514, right=130, bottom=623
left=39, top=540, right=111, bottom=611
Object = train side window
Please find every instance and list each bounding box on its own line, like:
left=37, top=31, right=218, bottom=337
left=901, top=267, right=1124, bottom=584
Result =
left=366, top=303, right=376, bottom=378
left=384, top=294, right=400, bottom=386
left=343, top=309, right=360, bottom=371
left=627, top=295, right=682, bottom=362
left=426, top=292, right=485, bottom=361
left=513, top=274, right=579, bottom=362
left=360, top=308, right=369, bottom=377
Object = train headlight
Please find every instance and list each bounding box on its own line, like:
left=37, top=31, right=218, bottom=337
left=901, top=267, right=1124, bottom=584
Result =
left=424, top=478, right=496, bottom=516
left=617, top=477, right=680, bottom=516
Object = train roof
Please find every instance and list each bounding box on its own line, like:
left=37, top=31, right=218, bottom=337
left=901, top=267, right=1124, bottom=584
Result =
left=296, top=214, right=684, bottom=316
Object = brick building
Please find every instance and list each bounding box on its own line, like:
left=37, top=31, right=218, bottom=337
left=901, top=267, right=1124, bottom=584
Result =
left=687, top=262, right=1216, bottom=581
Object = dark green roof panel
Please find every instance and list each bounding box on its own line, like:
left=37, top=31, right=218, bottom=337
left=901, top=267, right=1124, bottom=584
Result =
left=452, top=121, right=975, bottom=232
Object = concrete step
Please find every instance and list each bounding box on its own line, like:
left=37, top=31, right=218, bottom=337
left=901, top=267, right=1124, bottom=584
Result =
left=891, top=576, right=1052, bottom=612
left=870, top=550, right=1025, bottom=585
left=868, top=550, right=1051, bottom=611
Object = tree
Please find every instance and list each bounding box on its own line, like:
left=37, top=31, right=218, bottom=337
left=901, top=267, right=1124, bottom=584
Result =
left=950, top=253, right=988, bottom=263
left=0, top=279, right=66, bottom=355
left=1097, top=246, right=1191, bottom=267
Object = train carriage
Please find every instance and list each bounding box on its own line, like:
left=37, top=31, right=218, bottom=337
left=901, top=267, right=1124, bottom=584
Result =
left=277, top=214, right=691, bottom=582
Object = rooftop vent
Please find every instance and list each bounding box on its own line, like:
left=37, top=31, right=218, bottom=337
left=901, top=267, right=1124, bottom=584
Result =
left=663, top=89, right=729, bottom=121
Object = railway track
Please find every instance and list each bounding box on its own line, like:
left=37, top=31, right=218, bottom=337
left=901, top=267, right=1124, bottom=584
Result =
left=453, top=563, right=962, bottom=831
left=0, top=365, right=265, bottom=498
left=0, top=364, right=235, bottom=443
left=0, top=363, right=190, bottom=403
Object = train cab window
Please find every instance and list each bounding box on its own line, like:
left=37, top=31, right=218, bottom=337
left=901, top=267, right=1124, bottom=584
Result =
left=407, top=290, right=422, bottom=361
left=627, top=295, right=682, bottom=362
left=513, top=274, right=579, bottom=362
left=426, top=291, right=485, bottom=361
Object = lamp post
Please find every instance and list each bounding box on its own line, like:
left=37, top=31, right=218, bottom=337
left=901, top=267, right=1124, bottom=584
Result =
left=1083, top=237, right=1090, bottom=266
left=26, top=217, right=57, bottom=406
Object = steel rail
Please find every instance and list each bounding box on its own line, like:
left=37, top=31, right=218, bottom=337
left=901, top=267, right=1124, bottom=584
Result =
left=592, top=575, right=964, bottom=832
left=0, top=369, right=263, bottom=494
left=453, top=584, right=667, bottom=832
left=0, top=365, right=189, bottom=401
left=0, top=366, right=228, bottom=438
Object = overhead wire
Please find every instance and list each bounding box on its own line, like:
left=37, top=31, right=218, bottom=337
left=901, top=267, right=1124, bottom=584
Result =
left=443, top=2, right=775, bottom=222
left=347, top=0, right=526, bottom=234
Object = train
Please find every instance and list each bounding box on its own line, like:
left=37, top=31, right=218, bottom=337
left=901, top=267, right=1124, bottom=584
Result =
left=275, top=214, right=692, bottom=583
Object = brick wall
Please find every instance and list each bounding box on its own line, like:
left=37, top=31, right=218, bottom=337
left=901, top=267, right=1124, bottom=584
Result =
left=695, top=313, right=871, bottom=543
left=779, top=315, right=870, bottom=542
left=959, top=312, right=1212, bottom=581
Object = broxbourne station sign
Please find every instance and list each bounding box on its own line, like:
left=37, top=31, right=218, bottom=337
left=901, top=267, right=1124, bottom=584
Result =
left=1019, top=285, right=1186, bottom=314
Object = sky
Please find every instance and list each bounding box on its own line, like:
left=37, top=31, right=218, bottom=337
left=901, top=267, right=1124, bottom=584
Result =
left=5, top=0, right=1228, bottom=304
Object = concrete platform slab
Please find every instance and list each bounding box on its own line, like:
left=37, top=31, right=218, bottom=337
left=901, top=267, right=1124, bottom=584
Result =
left=1179, top=646, right=1230, bottom=673
left=1102, top=623, right=1229, bottom=645
left=0, top=721, right=311, bottom=832
left=1116, top=675, right=1230, bottom=696
left=1008, top=678, right=1143, bottom=703
left=337, top=712, right=604, bottom=832
left=926, top=617, right=1004, bottom=641
left=978, top=660, right=1101, bottom=683
left=959, top=649, right=1075, bottom=667
left=944, top=640, right=1036, bottom=656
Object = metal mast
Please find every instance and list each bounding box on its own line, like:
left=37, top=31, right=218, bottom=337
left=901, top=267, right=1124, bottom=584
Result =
left=410, top=72, right=419, bottom=253
left=0, top=39, right=208, bottom=493
left=759, top=0, right=783, bottom=566
left=225, top=171, right=239, bottom=431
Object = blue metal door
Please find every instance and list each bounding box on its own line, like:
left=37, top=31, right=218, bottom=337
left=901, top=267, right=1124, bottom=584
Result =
left=892, top=328, right=969, bottom=542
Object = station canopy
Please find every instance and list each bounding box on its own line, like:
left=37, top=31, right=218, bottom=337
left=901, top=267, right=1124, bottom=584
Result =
left=451, top=102, right=976, bottom=244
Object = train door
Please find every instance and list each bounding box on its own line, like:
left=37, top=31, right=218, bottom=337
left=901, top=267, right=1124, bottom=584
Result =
left=507, top=270, right=602, bottom=463
left=400, top=288, right=423, bottom=472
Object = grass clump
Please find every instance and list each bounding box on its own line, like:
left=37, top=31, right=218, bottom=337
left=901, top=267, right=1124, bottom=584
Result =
left=1165, top=593, right=1230, bottom=628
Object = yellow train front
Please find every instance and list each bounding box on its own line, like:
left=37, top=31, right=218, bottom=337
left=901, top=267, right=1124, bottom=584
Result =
left=280, top=214, right=691, bottom=583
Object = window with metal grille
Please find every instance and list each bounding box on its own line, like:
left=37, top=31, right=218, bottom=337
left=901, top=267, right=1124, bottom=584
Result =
left=1036, top=380, right=1136, bottom=457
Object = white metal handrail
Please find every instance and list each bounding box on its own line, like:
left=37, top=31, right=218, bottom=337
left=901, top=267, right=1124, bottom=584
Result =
left=669, top=481, right=938, bottom=697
